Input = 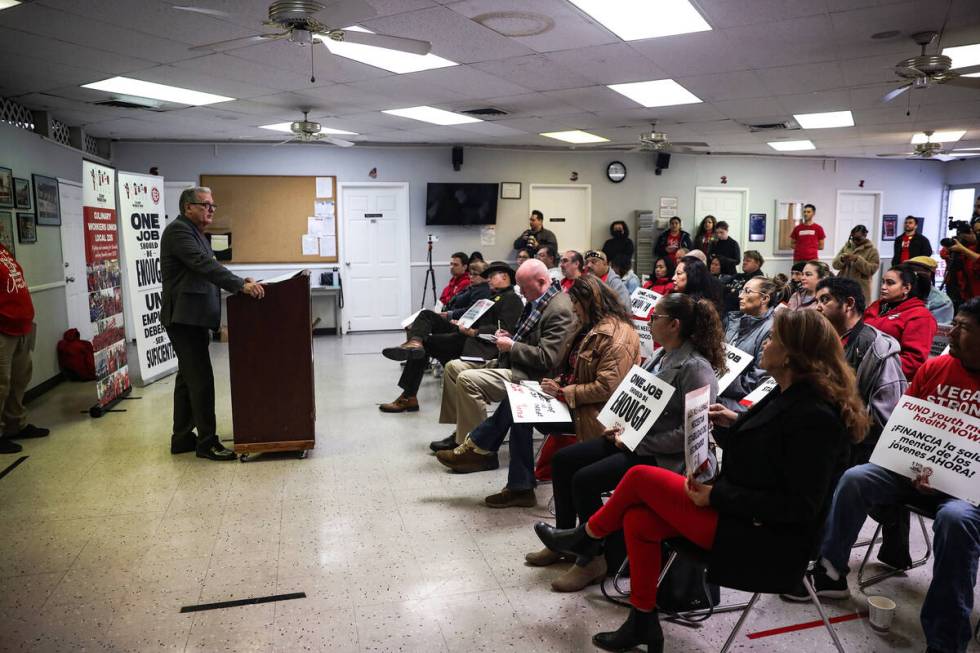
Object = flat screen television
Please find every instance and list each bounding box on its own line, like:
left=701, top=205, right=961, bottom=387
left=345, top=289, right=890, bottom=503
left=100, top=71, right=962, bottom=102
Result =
left=425, top=182, right=499, bottom=225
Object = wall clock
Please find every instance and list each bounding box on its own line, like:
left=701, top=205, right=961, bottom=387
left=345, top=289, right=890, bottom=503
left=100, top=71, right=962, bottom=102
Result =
left=606, top=161, right=627, bottom=183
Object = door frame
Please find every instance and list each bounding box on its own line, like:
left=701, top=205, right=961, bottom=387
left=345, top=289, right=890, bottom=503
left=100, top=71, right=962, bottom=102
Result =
left=693, top=186, right=750, bottom=239
left=528, top=183, right=592, bottom=252
left=58, top=178, right=89, bottom=338
left=835, top=189, right=884, bottom=246
left=337, top=181, right=411, bottom=334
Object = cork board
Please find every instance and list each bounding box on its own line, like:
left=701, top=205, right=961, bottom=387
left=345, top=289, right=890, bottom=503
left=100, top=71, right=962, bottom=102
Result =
left=199, top=174, right=337, bottom=263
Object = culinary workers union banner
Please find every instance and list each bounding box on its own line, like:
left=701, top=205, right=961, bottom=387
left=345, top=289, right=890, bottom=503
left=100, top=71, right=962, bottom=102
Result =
left=117, top=171, right=176, bottom=384
left=83, top=160, right=131, bottom=408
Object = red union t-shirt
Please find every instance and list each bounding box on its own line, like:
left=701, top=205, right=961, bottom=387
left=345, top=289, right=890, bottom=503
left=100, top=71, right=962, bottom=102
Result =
left=907, top=354, right=980, bottom=418
left=0, top=245, right=35, bottom=336
left=791, top=221, right=826, bottom=261
left=899, top=234, right=913, bottom=262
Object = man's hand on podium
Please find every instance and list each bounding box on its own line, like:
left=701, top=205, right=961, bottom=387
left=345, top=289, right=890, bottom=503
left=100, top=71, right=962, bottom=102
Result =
left=242, top=278, right=266, bottom=299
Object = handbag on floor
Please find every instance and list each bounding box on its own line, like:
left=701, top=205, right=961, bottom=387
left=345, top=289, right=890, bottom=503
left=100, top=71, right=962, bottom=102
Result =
left=656, top=543, right=721, bottom=618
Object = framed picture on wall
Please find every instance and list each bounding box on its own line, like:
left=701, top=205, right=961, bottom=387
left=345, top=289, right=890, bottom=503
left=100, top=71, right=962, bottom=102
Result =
left=0, top=167, right=13, bottom=208
left=32, top=174, right=61, bottom=226
left=500, top=182, right=521, bottom=199
left=13, top=178, right=31, bottom=211
left=748, top=213, right=766, bottom=242
left=881, top=214, right=898, bottom=240
left=774, top=200, right=805, bottom=255
left=17, top=212, right=36, bottom=244
left=0, top=211, right=15, bottom=254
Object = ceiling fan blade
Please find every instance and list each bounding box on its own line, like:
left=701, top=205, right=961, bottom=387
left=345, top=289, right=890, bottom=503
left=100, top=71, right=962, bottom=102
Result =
left=320, top=0, right=378, bottom=28
left=189, top=33, right=286, bottom=52
left=324, top=135, right=355, bottom=148
left=172, top=5, right=230, bottom=17
left=943, top=76, right=980, bottom=90
left=876, top=152, right=914, bottom=157
left=948, top=64, right=980, bottom=76
left=336, top=29, right=432, bottom=55
left=273, top=136, right=299, bottom=147
left=880, top=83, right=913, bottom=104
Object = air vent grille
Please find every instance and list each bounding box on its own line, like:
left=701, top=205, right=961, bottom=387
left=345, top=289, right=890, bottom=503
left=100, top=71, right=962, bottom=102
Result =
left=460, top=107, right=508, bottom=117
left=745, top=121, right=799, bottom=132
left=93, top=100, right=167, bottom=111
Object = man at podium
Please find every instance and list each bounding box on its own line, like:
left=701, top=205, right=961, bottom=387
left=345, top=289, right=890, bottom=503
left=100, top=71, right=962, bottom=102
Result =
left=161, top=187, right=265, bottom=461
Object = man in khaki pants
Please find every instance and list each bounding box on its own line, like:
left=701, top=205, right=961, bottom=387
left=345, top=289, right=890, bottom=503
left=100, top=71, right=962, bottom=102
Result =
left=0, top=244, right=49, bottom=454
left=430, top=260, right=577, bottom=452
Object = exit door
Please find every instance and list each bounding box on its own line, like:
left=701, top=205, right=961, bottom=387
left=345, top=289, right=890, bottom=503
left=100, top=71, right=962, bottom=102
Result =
left=58, top=179, right=91, bottom=339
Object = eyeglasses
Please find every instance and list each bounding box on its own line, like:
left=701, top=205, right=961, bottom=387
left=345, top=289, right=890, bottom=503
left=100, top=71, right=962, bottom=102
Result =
left=739, top=288, right=765, bottom=296
left=649, top=314, right=675, bottom=321
left=189, top=202, right=218, bottom=211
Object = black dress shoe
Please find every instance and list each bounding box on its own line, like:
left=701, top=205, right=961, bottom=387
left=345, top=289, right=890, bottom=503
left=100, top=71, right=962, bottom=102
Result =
left=170, top=434, right=196, bottom=454
left=593, top=608, right=664, bottom=653
left=534, top=522, right=603, bottom=558
left=382, top=346, right=427, bottom=362
left=0, top=437, right=22, bottom=454
left=196, top=445, right=237, bottom=461
left=9, top=424, right=49, bottom=439
left=429, top=433, right=457, bottom=452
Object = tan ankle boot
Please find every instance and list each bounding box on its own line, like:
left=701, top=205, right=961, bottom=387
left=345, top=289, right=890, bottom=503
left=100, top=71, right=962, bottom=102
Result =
left=525, top=547, right=567, bottom=567
left=551, top=555, right=607, bottom=592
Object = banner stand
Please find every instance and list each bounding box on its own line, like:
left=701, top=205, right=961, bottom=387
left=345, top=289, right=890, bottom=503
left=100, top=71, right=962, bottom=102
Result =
left=86, top=387, right=137, bottom=418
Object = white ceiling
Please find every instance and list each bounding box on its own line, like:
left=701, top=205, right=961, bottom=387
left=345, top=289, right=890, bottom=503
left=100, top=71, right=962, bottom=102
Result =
left=3, top=0, right=980, bottom=158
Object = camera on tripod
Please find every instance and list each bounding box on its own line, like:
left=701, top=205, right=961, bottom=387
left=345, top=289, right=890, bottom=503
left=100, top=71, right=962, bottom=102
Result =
left=941, top=219, right=971, bottom=248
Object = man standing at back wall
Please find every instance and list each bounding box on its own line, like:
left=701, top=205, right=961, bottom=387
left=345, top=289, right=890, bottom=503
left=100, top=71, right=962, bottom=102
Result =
left=790, top=203, right=826, bottom=262
left=161, top=186, right=265, bottom=461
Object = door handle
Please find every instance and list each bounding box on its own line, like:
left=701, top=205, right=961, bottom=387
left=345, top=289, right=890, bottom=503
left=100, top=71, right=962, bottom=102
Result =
left=345, top=261, right=351, bottom=266
left=64, top=262, right=69, bottom=268
left=66, top=276, right=76, bottom=283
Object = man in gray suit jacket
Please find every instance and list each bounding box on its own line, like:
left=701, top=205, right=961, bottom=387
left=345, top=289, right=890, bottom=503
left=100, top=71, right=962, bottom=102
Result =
left=161, top=186, right=264, bottom=460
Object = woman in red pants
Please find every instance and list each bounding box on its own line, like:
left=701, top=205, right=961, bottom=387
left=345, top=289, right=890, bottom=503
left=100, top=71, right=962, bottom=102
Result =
left=535, top=310, right=869, bottom=652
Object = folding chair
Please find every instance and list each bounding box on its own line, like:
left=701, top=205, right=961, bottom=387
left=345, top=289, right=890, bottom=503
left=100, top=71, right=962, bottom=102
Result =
left=856, top=503, right=934, bottom=590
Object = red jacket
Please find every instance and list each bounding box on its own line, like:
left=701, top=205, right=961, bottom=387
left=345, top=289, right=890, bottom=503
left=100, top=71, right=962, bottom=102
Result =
left=863, top=297, right=936, bottom=381
left=642, top=278, right=674, bottom=295
left=439, top=273, right=471, bottom=306
left=0, top=245, right=35, bottom=336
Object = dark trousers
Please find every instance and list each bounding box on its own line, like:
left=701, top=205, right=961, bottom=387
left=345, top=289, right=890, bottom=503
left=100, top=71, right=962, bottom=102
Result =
left=407, top=309, right=455, bottom=342
left=399, top=311, right=468, bottom=397
left=166, top=323, right=217, bottom=446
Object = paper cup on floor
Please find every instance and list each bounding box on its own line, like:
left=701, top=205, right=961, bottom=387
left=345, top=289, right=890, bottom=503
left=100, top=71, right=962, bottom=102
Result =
left=867, top=595, right=896, bottom=632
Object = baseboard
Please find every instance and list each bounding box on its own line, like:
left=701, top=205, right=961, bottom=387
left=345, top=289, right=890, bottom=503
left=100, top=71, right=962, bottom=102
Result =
left=313, top=327, right=338, bottom=336
left=25, top=373, right=65, bottom=405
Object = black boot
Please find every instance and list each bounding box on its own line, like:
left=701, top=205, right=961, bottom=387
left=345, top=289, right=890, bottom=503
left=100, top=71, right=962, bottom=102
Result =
left=534, top=522, right=603, bottom=558
left=593, top=608, right=664, bottom=653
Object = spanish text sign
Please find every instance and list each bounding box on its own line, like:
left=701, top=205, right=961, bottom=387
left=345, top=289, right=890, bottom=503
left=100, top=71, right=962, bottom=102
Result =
left=870, top=396, right=980, bottom=506
left=597, top=365, right=675, bottom=451
left=684, top=385, right=712, bottom=476
left=629, top=287, right=661, bottom=320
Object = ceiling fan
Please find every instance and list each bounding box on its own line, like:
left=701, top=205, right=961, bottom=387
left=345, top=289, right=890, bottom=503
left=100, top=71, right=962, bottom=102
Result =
left=610, top=122, right=709, bottom=152
left=880, top=31, right=980, bottom=104
left=272, top=111, right=355, bottom=147
left=177, top=1, right=432, bottom=56
left=874, top=131, right=980, bottom=161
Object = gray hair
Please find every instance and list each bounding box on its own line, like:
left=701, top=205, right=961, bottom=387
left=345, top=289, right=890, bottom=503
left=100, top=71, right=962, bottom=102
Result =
left=178, top=186, right=212, bottom=214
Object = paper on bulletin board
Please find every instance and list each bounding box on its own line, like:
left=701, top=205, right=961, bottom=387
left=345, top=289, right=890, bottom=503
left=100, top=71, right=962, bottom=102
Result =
left=315, top=177, right=333, bottom=199
left=659, top=208, right=677, bottom=219
left=314, top=199, right=335, bottom=218
left=318, top=236, right=336, bottom=257
left=308, top=216, right=326, bottom=236
left=481, top=225, right=496, bottom=246
left=660, top=197, right=678, bottom=208
left=302, top=235, right=318, bottom=256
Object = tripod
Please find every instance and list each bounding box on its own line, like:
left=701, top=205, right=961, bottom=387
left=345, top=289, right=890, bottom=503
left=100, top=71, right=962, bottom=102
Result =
left=420, top=235, right=438, bottom=309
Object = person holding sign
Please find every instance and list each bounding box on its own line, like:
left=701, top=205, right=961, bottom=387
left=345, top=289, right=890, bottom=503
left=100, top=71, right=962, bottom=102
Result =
left=864, top=263, right=938, bottom=382
left=536, top=310, right=864, bottom=652
left=534, top=293, right=726, bottom=593
left=717, top=276, right=781, bottom=411
left=788, top=298, right=980, bottom=653
left=380, top=262, right=521, bottom=413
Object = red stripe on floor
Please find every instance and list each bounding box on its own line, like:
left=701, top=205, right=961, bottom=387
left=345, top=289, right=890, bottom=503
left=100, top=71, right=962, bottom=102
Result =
left=746, top=611, right=867, bottom=639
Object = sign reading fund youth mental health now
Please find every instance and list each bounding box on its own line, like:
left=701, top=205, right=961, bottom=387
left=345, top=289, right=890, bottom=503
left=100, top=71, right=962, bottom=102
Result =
left=118, top=171, right=176, bottom=384
left=684, top=385, right=712, bottom=477
left=597, top=365, right=675, bottom=451
left=83, top=161, right=131, bottom=407
left=870, top=396, right=980, bottom=506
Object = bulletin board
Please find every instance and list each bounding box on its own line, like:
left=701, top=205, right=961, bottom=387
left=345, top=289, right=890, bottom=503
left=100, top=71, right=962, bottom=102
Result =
left=199, top=175, right=337, bottom=263
left=775, top=199, right=804, bottom=256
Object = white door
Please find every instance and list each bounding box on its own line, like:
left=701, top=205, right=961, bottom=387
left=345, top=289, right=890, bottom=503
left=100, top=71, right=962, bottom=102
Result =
left=835, top=191, right=881, bottom=252
left=528, top=185, right=591, bottom=253
left=694, top=187, right=748, bottom=246
left=164, top=181, right=196, bottom=227
left=340, top=183, right=410, bottom=332
left=58, top=179, right=91, bottom=340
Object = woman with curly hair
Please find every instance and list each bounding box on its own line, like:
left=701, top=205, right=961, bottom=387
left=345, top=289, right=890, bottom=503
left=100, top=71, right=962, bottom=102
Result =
left=693, top=214, right=716, bottom=254
left=526, top=293, right=726, bottom=593
left=536, top=310, right=865, bottom=652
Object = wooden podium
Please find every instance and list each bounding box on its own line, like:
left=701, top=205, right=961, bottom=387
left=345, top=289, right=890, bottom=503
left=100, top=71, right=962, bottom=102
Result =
left=227, top=271, right=315, bottom=461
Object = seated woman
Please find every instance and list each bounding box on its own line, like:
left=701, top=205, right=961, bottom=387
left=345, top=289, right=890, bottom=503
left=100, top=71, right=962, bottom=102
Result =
left=526, top=293, right=725, bottom=592
left=642, top=256, right=675, bottom=295
left=435, top=276, right=639, bottom=504
left=863, top=263, right=938, bottom=382
left=718, top=276, right=783, bottom=411
left=787, top=260, right=831, bottom=310
left=535, top=310, right=866, bottom=652
left=672, top=255, right=724, bottom=315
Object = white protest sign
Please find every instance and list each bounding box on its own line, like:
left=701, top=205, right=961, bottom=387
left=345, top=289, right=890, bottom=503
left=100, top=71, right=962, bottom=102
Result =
left=684, top=385, right=712, bottom=476
left=716, top=343, right=753, bottom=394
left=629, top=287, right=662, bottom=320
left=632, top=319, right=655, bottom=362
left=401, top=309, right=422, bottom=329
left=739, top=377, right=778, bottom=408
left=870, top=396, right=980, bottom=506
left=507, top=382, right=572, bottom=424
left=458, top=298, right=495, bottom=328
left=597, top=365, right=675, bottom=451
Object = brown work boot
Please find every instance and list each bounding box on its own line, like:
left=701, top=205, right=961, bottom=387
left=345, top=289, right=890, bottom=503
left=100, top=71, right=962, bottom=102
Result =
left=551, top=555, right=607, bottom=592
left=382, top=339, right=426, bottom=362
left=435, top=443, right=499, bottom=473
left=525, top=547, right=573, bottom=567
left=379, top=394, right=419, bottom=413
left=485, top=487, right=537, bottom=508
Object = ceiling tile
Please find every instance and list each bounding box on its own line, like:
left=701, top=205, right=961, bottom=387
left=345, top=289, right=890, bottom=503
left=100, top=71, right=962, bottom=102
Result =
left=629, top=31, right=749, bottom=77
left=720, top=14, right=837, bottom=68
left=698, top=0, right=829, bottom=28
left=541, top=87, right=639, bottom=113
left=172, top=53, right=315, bottom=92
left=227, top=40, right=392, bottom=84
left=756, top=62, right=846, bottom=95
left=708, top=98, right=786, bottom=121
left=542, top=43, right=670, bottom=85
left=472, top=54, right=594, bottom=91
left=676, top=70, right=770, bottom=102
left=480, top=92, right=585, bottom=116
left=405, top=65, right=531, bottom=100
left=774, top=89, right=852, bottom=113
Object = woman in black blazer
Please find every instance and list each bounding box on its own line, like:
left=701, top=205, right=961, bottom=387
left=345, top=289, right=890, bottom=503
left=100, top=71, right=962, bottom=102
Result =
left=535, top=310, right=869, bottom=652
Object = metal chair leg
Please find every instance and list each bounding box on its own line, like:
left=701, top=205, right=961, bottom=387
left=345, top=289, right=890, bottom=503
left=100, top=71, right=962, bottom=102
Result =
left=857, top=515, right=931, bottom=589
left=719, top=592, right=759, bottom=653
left=803, top=577, right=846, bottom=652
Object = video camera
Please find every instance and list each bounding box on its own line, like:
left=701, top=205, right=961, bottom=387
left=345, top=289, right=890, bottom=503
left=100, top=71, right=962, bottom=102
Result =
left=940, top=219, right=971, bottom=248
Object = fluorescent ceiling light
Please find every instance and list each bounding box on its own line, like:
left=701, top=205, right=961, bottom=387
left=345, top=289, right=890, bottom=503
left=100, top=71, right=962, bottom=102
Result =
left=0, top=1, right=21, bottom=11
left=768, top=140, right=815, bottom=151
left=81, top=76, right=232, bottom=106
left=382, top=106, right=481, bottom=125
left=317, top=26, right=456, bottom=74
left=607, top=79, right=702, bottom=108
left=793, top=110, right=854, bottom=129
left=567, top=0, right=710, bottom=40
left=540, top=130, right=609, bottom=144
left=259, top=122, right=357, bottom=135
left=911, top=130, right=965, bottom=144
left=942, top=43, right=980, bottom=77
